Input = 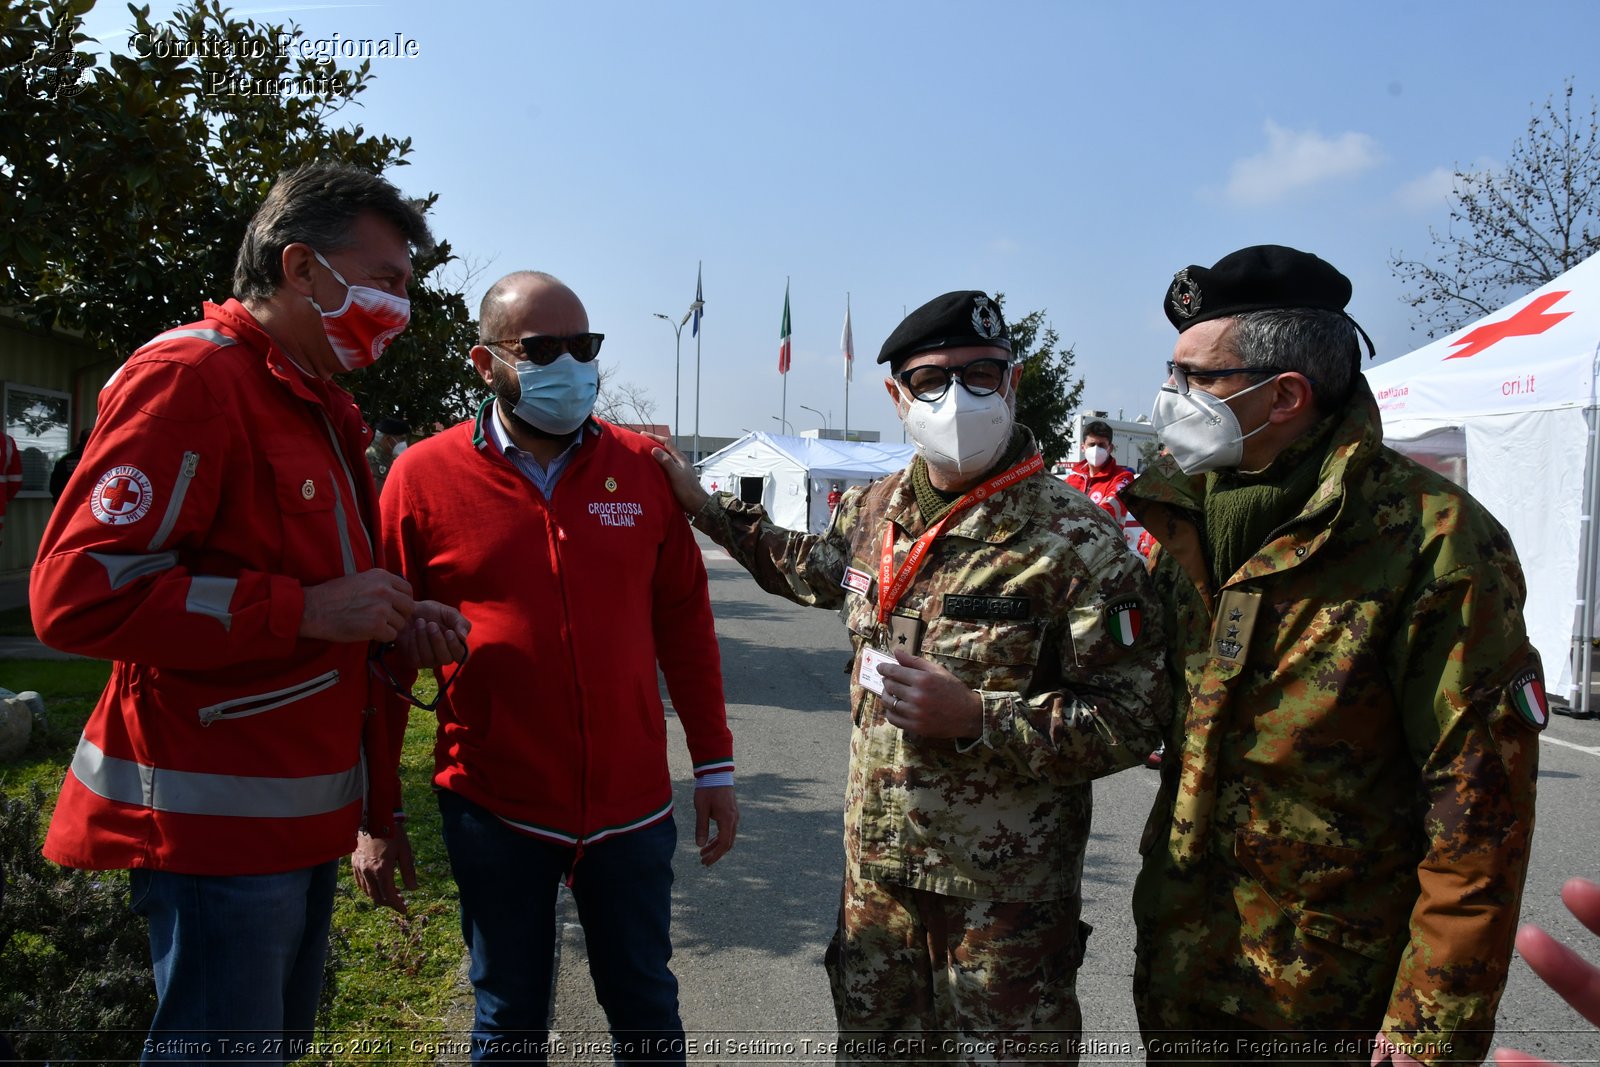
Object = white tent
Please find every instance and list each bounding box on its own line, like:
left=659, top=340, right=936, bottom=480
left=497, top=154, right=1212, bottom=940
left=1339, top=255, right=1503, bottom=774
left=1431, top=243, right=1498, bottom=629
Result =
left=1366, top=252, right=1600, bottom=705
left=696, top=432, right=915, bottom=533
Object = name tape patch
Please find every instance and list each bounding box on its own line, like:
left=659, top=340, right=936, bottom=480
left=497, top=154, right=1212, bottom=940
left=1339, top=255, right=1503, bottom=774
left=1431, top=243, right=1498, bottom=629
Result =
left=943, top=594, right=1030, bottom=621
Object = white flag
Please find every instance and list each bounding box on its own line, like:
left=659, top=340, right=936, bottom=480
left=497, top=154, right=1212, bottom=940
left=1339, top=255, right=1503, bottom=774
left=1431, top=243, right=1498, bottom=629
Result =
left=842, top=299, right=854, bottom=383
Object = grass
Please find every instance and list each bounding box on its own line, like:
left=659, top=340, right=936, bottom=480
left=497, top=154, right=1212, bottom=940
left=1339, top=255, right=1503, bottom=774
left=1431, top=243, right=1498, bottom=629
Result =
left=0, top=661, right=468, bottom=1065
left=0, top=660, right=111, bottom=796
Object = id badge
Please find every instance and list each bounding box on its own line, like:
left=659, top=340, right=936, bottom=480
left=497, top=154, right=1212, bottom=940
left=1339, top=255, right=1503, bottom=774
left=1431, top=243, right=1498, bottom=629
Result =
left=858, top=646, right=895, bottom=696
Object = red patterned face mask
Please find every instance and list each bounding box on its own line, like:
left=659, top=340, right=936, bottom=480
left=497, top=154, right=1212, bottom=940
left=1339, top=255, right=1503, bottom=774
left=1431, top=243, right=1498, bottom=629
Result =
left=309, top=249, right=411, bottom=370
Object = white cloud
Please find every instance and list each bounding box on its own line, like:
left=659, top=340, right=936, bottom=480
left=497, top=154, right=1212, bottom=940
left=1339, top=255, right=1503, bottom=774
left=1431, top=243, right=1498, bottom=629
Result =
left=1225, top=121, right=1383, bottom=205
left=1394, top=166, right=1457, bottom=212
left=1393, top=158, right=1503, bottom=213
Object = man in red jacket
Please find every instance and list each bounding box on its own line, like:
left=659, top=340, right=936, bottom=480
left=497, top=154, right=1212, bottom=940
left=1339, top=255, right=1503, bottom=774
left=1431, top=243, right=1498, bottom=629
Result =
left=354, top=270, right=738, bottom=1065
left=1063, top=419, right=1150, bottom=556
left=31, top=163, right=467, bottom=1064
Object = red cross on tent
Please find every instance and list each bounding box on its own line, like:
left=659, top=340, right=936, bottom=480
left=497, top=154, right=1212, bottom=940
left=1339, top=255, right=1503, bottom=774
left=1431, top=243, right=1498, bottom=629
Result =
left=1445, top=291, right=1573, bottom=360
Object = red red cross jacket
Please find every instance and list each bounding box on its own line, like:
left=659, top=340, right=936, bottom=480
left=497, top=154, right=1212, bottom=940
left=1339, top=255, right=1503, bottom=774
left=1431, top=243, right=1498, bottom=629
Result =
left=377, top=404, right=733, bottom=847
left=33, top=300, right=402, bottom=875
left=1065, top=461, right=1151, bottom=556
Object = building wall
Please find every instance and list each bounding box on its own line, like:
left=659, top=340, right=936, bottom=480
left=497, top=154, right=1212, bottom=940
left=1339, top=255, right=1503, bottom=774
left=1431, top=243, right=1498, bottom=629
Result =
left=0, top=322, right=120, bottom=579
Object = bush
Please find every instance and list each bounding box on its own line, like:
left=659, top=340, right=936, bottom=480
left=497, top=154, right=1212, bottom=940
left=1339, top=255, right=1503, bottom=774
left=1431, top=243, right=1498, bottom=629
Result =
left=0, top=784, right=155, bottom=1063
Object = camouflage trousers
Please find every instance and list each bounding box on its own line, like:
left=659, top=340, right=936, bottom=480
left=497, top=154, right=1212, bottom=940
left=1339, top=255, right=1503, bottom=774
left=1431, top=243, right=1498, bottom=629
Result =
left=823, top=866, right=1087, bottom=1065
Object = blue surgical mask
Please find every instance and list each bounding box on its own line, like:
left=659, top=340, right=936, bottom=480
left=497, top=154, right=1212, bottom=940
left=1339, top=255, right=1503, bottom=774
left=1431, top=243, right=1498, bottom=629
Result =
left=490, top=351, right=599, bottom=435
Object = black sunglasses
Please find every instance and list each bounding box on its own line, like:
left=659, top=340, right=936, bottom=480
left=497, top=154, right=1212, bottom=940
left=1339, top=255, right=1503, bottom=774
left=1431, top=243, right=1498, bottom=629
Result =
left=368, top=641, right=467, bottom=711
left=896, top=357, right=1012, bottom=403
left=486, top=333, right=605, bottom=367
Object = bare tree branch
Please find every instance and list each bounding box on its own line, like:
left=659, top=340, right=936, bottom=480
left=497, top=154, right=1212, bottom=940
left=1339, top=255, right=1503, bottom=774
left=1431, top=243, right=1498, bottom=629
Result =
left=1391, top=80, right=1600, bottom=337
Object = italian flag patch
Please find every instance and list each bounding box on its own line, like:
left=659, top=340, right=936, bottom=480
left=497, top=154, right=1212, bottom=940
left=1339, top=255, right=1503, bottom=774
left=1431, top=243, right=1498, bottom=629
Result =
left=1107, top=600, right=1141, bottom=646
left=1510, top=668, right=1549, bottom=730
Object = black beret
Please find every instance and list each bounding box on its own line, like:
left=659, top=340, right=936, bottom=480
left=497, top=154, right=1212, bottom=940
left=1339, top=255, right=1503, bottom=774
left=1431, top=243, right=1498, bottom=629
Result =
left=1164, top=245, right=1352, bottom=332
left=374, top=417, right=410, bottom=435
left=877, top=290, right=1012, bottom=368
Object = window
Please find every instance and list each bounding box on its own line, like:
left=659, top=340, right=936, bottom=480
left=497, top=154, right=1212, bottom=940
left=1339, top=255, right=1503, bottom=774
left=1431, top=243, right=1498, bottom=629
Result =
left=4, top=383, right=71, bottom=496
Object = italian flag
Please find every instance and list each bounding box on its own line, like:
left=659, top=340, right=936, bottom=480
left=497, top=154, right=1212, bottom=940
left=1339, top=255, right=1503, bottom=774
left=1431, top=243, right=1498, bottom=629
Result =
left=779, top=282, right=792, bottom=375
left=1511, top=670, right=1549, bottom=728
left=1108, top=601, right=1141, bottom=646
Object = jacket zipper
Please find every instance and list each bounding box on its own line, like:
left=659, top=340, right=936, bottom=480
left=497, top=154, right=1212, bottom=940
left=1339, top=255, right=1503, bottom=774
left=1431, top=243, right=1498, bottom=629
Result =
left=147, top=451, right=200, bottom=552
left=198, top=668, right=341, bottom=725
left=317, top=412, right=373, bottom=566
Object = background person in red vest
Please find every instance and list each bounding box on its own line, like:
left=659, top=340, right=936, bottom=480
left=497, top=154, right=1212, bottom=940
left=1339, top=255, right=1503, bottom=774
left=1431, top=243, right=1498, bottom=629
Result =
left=0, top=434, right=21, bottom=541
left=1063, top=419, right=1149, bottom=556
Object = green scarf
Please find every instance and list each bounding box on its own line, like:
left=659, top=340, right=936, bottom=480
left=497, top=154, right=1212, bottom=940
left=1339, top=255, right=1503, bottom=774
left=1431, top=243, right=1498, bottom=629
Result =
left=909, top=428, right=1030, bottom=526
left=1202, top=415, right=1337, bottom=585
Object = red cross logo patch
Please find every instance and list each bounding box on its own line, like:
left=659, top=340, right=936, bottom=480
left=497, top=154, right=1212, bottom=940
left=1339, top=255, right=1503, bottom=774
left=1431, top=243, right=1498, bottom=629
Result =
left=90, top=465, right=155, bottom=526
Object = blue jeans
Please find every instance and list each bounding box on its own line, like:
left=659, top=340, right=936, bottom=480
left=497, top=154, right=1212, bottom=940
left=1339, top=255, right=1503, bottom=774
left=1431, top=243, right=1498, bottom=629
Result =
left=129, top=860, right=338, bottom=1065
left=437, top=789, right=684, bottom=1065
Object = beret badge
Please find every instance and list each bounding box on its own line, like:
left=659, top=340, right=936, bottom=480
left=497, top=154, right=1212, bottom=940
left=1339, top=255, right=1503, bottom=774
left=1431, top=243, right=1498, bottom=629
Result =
left=971, top=295, right=1003, bottom=339
left=1168, top=268, right=1201, bottom=321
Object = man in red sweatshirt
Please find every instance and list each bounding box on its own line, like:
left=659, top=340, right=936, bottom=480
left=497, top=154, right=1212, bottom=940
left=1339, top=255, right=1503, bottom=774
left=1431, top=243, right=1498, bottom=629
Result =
left=354, top=270, right=737, bottom=1065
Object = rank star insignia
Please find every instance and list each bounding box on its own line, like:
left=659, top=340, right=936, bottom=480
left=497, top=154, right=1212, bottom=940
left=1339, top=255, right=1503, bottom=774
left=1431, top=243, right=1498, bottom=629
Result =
left=1229, top=608, right=1243, bottom=622
left=1226, top=626, right=1240, bottom=639
left=971, top=295, right=1003, bottom=339
left=1169, top=268, right=1202, bottom=320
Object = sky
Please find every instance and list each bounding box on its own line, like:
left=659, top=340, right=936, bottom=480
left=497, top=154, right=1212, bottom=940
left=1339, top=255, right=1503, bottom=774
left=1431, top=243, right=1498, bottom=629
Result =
left=76, top=0, right=1600, bottom=448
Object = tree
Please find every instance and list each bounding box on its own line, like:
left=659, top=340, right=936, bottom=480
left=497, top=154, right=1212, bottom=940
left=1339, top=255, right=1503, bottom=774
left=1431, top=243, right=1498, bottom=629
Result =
left=594, top=364, right=659, bottom=427
left=0, top=0, right=481, bottom=433
left=1392, top=81, right=1600, bottom=337
left=995, top=296, right=1084, bottom=466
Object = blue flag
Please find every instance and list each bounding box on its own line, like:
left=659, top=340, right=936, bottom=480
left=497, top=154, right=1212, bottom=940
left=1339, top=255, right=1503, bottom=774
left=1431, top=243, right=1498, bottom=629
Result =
left=691, top=263, right=704, bottom=337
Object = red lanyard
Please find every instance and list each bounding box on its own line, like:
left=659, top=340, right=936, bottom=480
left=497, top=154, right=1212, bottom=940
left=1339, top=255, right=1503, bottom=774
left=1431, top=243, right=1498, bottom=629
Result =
left=876, top=453, right=1045, bottom=625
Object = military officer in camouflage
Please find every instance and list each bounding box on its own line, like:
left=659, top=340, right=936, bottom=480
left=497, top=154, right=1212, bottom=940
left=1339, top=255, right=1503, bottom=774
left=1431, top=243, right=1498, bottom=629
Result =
left=651, top=291, right=1168, bottom=1064
left=1125, top=245, right=1543, bottom=1066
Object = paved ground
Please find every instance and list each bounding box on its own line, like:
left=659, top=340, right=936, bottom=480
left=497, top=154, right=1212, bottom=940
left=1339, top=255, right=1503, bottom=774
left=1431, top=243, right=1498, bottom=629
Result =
left=530, top=535, right=1600, bottom=1065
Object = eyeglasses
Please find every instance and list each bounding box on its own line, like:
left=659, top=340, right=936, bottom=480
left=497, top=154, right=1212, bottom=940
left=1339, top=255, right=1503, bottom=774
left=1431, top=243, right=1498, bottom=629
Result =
left=485, top=333, right=605, bottom=366
left=1166, top=361, right=1290, bottom=396
left=896, top=357, right=1012, bottom=402
left=368, top=641, right=467, bottom=711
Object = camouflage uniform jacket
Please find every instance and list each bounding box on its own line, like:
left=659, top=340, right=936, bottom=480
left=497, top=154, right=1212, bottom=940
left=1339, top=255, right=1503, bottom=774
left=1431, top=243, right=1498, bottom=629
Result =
left=693, top=438, right=1168, bottom=902
left=1123, top=382, right=1542, bottom=1064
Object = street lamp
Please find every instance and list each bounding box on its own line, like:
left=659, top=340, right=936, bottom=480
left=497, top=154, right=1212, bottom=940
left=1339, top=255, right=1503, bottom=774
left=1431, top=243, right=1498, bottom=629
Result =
left=653, top=309, right=692, bottom=453
left=799, top=404, right=829, bottom=434
left=772, top=416, right=794, bottom=434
